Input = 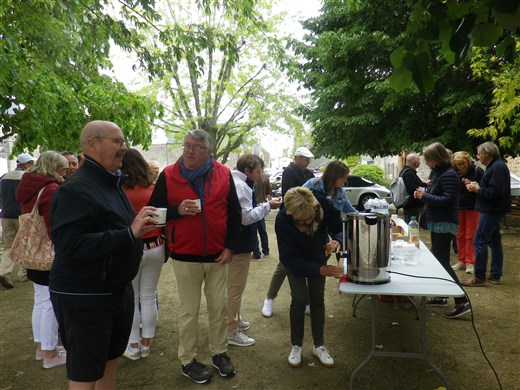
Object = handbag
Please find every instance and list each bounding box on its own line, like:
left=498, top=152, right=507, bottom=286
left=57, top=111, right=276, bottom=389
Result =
left=11, top=187, right=55, bottom=271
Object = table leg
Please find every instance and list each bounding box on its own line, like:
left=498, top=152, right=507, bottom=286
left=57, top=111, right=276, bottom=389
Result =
left=419, top=296, right=450, bottom=389
left=349, top=296, right=377, bottom=389
left=348, top=296, right=451, bottom=389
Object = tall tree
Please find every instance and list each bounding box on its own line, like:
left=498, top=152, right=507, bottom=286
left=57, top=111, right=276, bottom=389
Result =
left=291, top=0, right=493, bottom=158
left=0, top=0, right=163, bottom=154
left=136, top=0, right=305, bottom=163
left=388, top=0, right=520, bottom=155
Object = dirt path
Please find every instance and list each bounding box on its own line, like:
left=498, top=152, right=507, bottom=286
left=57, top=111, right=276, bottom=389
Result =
left=1, top=212, right=519, bottom=389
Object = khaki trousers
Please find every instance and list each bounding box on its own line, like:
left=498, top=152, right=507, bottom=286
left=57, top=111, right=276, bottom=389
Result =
left=1, top=218, right=25, bottom=278
left=172, top=260, right=228, bottom=365
left=227, top=252, right=251, bottom=333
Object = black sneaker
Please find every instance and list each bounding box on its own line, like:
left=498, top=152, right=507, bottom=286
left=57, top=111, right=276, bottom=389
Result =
left=212, top=353, right=235, bottom=377
left=181, top=359, right=212, bottom=384
left=444, top=302, right=471, bottom=319
left=426, top=297, right=448, bottom=307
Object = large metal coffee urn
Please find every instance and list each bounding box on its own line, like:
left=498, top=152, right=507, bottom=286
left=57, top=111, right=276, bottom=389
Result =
left=344, top=212, right=391, bottom=285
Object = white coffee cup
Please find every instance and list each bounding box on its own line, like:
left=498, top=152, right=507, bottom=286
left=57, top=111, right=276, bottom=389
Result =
left=194, top=199, right=201, bottom=212
left=155, top=208, right=167, bottom=226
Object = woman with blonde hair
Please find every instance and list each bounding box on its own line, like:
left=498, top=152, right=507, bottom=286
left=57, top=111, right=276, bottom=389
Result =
left=451, top=151, right=484, bottom=274
left=275, top=187, right=343, bottom=369
left=15, top=151, right=69, bottom=368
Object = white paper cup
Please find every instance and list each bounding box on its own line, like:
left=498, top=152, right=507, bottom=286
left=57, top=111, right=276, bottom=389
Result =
left=194, top=199, right=201, bottom=212
left=155, top=208, right=167, bottom=226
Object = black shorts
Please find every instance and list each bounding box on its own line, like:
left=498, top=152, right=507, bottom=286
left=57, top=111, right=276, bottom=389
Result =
left=50, top=284, right=134, bottom=382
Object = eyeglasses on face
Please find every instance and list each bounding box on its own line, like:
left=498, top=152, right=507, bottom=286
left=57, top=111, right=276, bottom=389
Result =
left=183, top=143, right=207, bottom=153
left=94, top=137, right=129, bottom=148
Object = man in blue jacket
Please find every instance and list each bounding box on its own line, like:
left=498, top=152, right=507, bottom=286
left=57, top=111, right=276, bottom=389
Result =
left=50, top=121, right=158, bottom=389
left=462, top=142, right=511, bottom=287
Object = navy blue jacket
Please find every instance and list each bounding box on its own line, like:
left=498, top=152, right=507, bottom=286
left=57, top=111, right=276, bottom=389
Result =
left=457, top=163, right=484, bottom=210
left=281, top=162, right=315, bottom=198
left=275, top=190, right=342, bottom=278
left=49, top=156, right=143, bottom=294
left=0, top=169, right=24, bottom=218
left=475, top=157, right=511, bottom=215
left=423, top=164, right=460, bottom=225
left=400, top=166, right=426, bottom=211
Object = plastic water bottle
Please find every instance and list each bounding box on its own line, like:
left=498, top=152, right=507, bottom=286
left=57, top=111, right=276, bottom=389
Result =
left=408, top=216, right=420, bottom=248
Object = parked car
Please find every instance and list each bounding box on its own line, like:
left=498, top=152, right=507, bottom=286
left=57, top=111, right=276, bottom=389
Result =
left=342, top=175, right=391, bottom=210
left=269, top=171, right=283, bottom=197
left=511, top=172, right=520, bottom=197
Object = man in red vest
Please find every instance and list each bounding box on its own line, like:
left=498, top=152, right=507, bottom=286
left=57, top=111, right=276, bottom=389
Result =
left=149, top=129, right=242, bottom=384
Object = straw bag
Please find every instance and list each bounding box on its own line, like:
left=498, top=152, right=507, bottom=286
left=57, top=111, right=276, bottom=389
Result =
left=11, top=187, right=55, bottom=271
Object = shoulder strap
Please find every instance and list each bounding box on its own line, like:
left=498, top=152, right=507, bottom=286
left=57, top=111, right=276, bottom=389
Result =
left=31, top=187, right=47, bottom=216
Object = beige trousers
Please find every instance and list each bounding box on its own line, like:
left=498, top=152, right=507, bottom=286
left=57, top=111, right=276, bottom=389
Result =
left=0, top=218, right=25, bottom=279
left=227, top=252, right=251, bottom=333
left=172, top=260, right=228, bottom=365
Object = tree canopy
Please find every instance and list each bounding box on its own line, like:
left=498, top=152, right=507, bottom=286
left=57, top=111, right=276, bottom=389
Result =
left=133, top=0, right=306, bottom=163
left=389, top=0, right=520, bottom=94
left=1, top=0, right=162, bottom=155
left=291, top=0, right=495, bottom=158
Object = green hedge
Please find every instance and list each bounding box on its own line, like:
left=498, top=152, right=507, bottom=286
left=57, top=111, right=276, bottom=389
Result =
left=351, top=164, right=385, bottom=184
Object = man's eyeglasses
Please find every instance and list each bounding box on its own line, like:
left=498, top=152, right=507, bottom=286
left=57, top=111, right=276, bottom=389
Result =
left=183, top=143, right=207, bottom=153
left=94, top=137, right=129, bottom=148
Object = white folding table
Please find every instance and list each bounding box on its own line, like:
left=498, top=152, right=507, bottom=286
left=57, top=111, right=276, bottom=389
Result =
left=339, top=240, right=465, bottom=389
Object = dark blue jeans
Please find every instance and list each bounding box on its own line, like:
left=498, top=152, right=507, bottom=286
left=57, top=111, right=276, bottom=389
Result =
left=251, top=219, right=269, bottom=257
left=473, top=213, right=505, bottom=280
left=431, top=232, right=467, bottom=305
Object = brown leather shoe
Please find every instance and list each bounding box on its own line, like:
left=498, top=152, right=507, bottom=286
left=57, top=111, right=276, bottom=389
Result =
left=487, top=275, right=502, bottom=285
left=461, top=277, right=486, bottom=287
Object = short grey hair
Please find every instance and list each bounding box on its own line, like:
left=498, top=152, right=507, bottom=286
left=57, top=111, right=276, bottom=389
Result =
left=405, top=153, right=420, bottom=165
left=186, top=129, right=213, bottom=150
left=478, top=142, right=500, bottom=158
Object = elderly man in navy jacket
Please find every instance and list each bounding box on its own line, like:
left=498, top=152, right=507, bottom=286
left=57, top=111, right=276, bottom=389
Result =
left=462, top=142, right=511, bottom=287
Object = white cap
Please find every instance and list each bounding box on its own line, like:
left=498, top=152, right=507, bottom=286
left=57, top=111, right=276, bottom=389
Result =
left=16, top=153, right=35, bottom=164
left=295, top=147, right=314, bottom=158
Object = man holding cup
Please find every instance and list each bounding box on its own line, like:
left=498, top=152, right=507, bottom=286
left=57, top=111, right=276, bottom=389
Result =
left=149, top=129, right=242, bottom=384
left=462, top=142, right=511, bottom=286
left=50, top=121, right=158, bottom=389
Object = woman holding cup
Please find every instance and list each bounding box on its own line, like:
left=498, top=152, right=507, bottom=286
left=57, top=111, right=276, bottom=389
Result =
left=121, top=149, right=165, bottom=360
left=414, top=143, right=471, bottom=319
left=451, top=151, right=484, bottom=274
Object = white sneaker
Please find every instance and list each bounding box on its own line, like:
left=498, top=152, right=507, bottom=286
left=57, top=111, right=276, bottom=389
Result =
left=227, top=331, right=255, bottom=347
left=305, top=305, right=311, bottom=316
left=451, top=262, right=465, bottom=271
left=465, top=264, right=474, bottom=274
left=123, top=345, right=141, bottom=360
left=140, top=345, right=150, bottom=358
left=312, top=346, right=334, bottom=367
left=288, top=345, right=302, bottom=367
left=238, top=319, right=250, bottom=331
left=262, top=299, right=273, bottom=318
